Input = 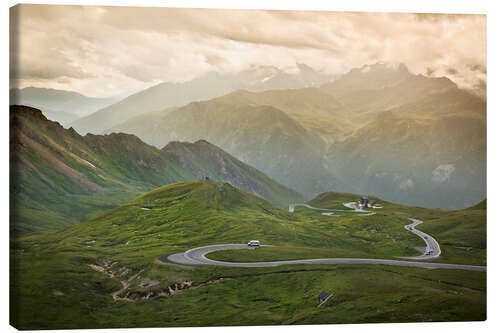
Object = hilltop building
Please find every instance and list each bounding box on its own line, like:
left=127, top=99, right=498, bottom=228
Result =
left=358, top=197, right=383, bottom=209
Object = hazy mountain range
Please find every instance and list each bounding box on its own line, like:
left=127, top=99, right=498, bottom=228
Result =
left=69, top=64, right=334, bottom=135
left=10, top=87, right=117, bottom=125
left=10, top=62, right=486, bottom=212
left=320, top=63, right=486, bottom=208
left=110, top=96, right=338, bottom=196
left=107, top=63, right=486, bottom=209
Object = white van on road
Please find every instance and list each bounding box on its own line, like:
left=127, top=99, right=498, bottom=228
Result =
left=248, top=240, right=260, bottom=247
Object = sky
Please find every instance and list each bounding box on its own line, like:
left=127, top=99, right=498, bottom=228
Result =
left=9, top=4, right=486, bottom=98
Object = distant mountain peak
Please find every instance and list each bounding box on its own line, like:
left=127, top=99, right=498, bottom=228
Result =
left=10, top=87, right=117, bottom=126
left=194, top=139, right=212, bottom=145
left=356, top=62, right=410, bottom=75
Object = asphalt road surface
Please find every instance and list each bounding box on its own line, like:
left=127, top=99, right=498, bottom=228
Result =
left=159, top=244, right=485, bottom=271
left=400, top=218, right=441, bottom=260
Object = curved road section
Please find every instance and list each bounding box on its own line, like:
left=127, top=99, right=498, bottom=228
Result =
left=290, top=204, right=438, bottom=259
left=159, top=244, right=485, bottom=271
left=401, top=218, right=441, bottom=260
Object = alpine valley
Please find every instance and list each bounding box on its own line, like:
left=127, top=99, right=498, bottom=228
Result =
left=10, top=62, right=487, bottom=329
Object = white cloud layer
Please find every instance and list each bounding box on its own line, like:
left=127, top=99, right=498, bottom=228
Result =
left=10, top=5, right=486, bottom=97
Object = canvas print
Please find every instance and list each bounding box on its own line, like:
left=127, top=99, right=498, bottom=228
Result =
left=9, top=4, right=486, bottom=329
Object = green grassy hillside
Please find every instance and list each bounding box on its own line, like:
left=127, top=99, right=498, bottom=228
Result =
left=10, top=105, right=192, bottom=235
left=11, top=106, right=303, bottom=235
left=306, top=192, right=486, bottom=266
left=11, top=182, right=486, bottom=329
left=467, top=199, right=486, bottom=210
left=207, top=190, right=485, bottom=266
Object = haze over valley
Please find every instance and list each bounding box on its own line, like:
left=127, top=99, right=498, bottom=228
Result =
left=12, top=62, right=486, bottom=210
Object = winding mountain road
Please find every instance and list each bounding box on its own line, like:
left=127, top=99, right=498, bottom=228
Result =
left=158, top=203, right=485, bottom=272
left=159, top=244, right=485, bottom=271
left=292, top=204, right=438, bottom=260
left=400, top=218, right=441, bottom=260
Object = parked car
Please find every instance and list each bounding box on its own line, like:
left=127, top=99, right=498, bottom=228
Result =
left=248, top=240, right=260, bottom=247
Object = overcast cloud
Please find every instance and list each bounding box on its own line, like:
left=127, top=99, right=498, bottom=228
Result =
left=10, top=5, right=486, bottom=97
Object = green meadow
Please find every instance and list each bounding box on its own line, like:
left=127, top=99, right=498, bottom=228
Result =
left=10, top=181, right=486, bottom=329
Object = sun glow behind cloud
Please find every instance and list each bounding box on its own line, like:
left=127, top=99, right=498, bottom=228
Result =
left=10, top=5, right=486, bottom=97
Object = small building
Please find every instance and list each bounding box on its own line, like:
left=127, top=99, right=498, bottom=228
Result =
left=358, top=197, right=370, bottom=208
left=358, top=197, right=383, bottom=209
left=318, top=291, right=333, bottom=307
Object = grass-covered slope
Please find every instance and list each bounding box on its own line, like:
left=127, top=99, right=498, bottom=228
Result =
left=10, top=182, right=486, bottom=329
left=309, top=192, right=486, bottom=266
left=11, top=106, right=305, bottom=235
left=209, top=190, right=486, bottom=266
left=10, top=105, right=192, bottom=235
left=38, top=180, right=298, bottom=257
left=417, top=201, right=486, bottom=266
left=466, top=199, right=486, bottom=210
left=163, top=140, right=305, bottom=207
